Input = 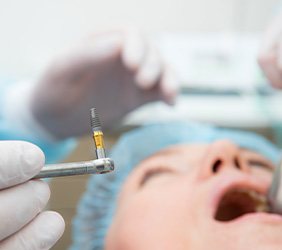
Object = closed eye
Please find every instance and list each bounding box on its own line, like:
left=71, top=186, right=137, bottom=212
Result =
left=140, top=167, right=173, bottom=187
left=242, top=149, right=274, bottom=171
left=248, top=159, right=273, bottom=172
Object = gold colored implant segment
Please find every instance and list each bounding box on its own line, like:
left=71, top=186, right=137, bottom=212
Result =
left=93, top=131, right=105, bottom=149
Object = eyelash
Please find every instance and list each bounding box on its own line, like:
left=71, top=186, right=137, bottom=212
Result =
left=248, top=160, right=273, bottom=170
left=140, top=167, right=172, bottom=186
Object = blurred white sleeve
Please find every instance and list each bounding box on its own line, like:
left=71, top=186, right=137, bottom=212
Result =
left=1, top=81, right=77, bottom=163
left=2, top=81, right=58, bottom=142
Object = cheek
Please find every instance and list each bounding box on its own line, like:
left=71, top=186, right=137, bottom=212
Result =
left=106, top=189, right=195, bottom=249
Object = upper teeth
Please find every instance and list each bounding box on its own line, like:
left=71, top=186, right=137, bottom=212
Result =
left=234, top=188, right=268, bottom=212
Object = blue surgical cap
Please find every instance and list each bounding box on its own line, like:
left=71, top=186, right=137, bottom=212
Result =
left=70, top=122, right=281, bottom=250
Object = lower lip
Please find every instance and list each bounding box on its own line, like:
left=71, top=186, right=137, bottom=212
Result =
left=230, top=212, right=282, bottom=224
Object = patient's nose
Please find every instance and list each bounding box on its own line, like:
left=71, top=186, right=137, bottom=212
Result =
left=200, top=140, right=248, bottom=177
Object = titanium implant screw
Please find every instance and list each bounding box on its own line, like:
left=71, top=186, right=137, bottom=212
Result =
left=90, top=108, right=106, bottom=159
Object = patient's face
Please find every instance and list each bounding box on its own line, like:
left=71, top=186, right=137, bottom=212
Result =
left=106, top=140, right=282, bottom=250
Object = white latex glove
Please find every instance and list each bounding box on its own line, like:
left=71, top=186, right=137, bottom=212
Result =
left=258, top=13, right=282, bottom=89
left=29, top=29, right=179, bottom=140
left=0, top=141, right=65, bottom=249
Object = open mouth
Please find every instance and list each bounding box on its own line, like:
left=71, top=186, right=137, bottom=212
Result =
left=214, top=187, right=269, bottom=222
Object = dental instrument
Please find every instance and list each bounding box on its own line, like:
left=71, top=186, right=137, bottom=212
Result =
left=33, top=108, right=114, bottom=179
left=267, top=161, right=282, bottom=213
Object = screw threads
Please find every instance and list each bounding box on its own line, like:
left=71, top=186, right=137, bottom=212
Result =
left=90, top=108, right=102, bottom=132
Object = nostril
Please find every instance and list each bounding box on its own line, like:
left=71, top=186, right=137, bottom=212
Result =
left=234, top=157, right=241, bottom=169
left=212, top=159, right=222, bottom=173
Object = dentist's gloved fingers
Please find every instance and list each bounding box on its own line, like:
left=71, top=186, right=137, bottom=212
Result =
left=0, top=211, right=65, bottom=250
left=258, top=13, right=282, bottom=89
left=0, top=180, right=50, bottom=241
left=86, top=32, right=122, bottom=60
left=121, top=29, right=146, bottom=71
left=258, top=31, right=277, bottom=56
left=135, top=44, right=162, bottom=89
left=277, top=42, right=282, bottom=71
left=258, top=46, right=282, bottom=89
left=0, top=141, right=45, bottom=189
left=264, top=65, right=282, bottom=89
left=159, top=66, right=179, bottom=104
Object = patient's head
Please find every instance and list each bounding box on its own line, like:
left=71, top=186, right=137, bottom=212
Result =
left=71, top=123, right=281, bottom=250
left=107, top=141, right=280, bottom=249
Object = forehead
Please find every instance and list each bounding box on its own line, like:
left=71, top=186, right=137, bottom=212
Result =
left=146, top=144, right=206, bottom=160
left=138, top=144, right=210, bottom=168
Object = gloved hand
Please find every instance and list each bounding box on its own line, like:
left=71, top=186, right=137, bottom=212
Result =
left=28, top=29, right=179, bottom=140
left=258, top=13, right=282, bottom=89
left=0, top=141, right=65, bottom=249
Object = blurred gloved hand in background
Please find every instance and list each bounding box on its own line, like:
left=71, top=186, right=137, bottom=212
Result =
left=7, top=29, right=178, bottom=141
left=258, top=12, right=282, bottom=89
left=0, top=141, right=64, bottom=249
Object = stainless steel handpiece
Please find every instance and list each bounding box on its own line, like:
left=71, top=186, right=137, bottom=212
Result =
left=33, top=158, right=114, bottom=179
left=267, top=161, right=282, bottom=213
left=32, top=108, right=115, bottom=179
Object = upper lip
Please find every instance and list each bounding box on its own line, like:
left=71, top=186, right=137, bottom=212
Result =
left=209, top=172, right=269, bottom=222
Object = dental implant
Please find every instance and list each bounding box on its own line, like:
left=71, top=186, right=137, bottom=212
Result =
left=90, top=108, right=106, bottom=159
